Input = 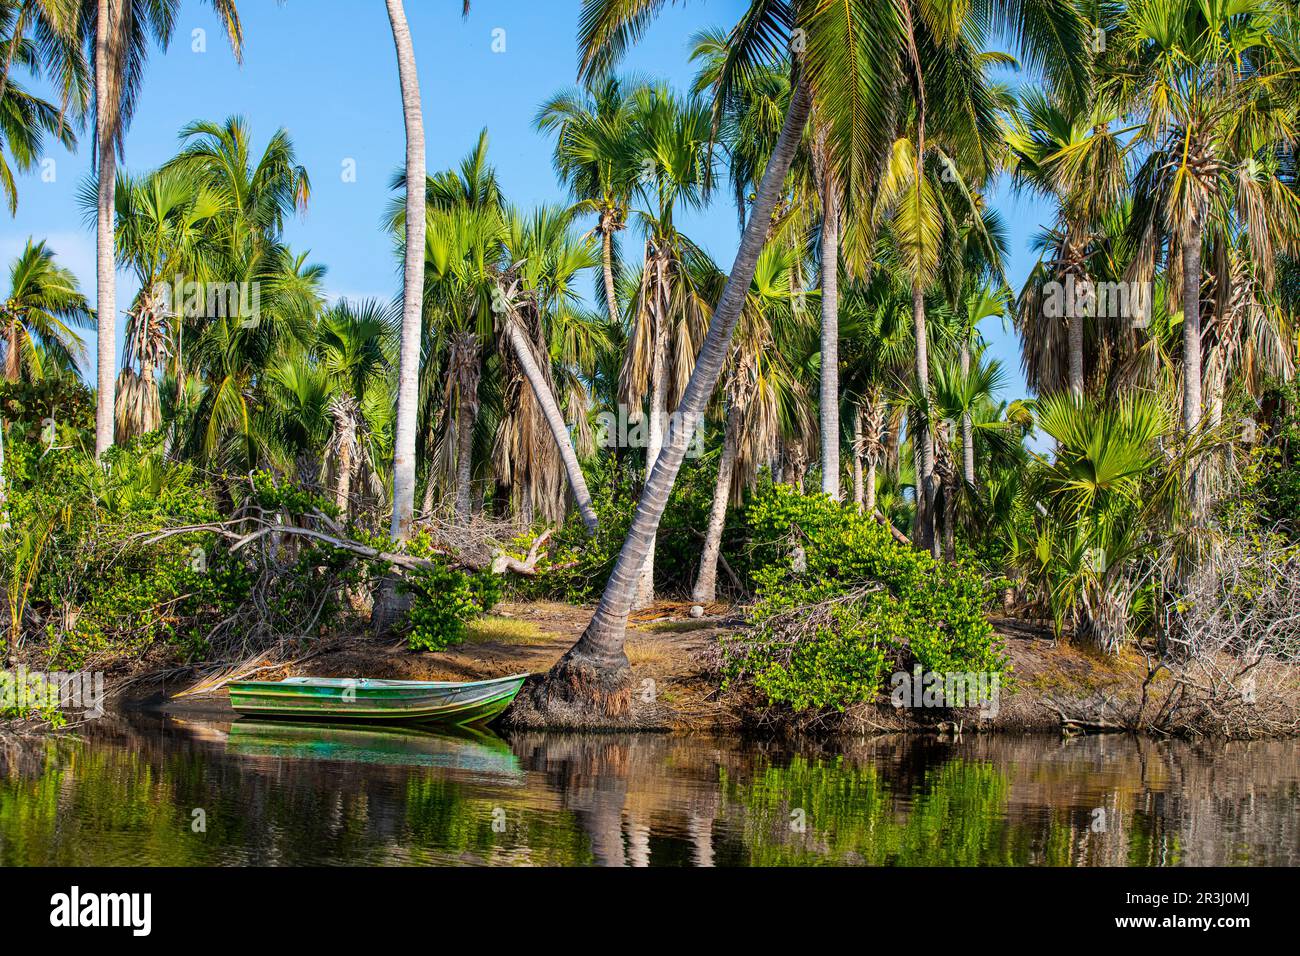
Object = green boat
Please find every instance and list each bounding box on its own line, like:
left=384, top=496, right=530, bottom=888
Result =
left=226, top=673, right=527, bottom=726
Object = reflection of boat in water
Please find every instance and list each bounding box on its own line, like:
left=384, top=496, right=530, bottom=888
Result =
left=226, top=720, right=523, bottom=778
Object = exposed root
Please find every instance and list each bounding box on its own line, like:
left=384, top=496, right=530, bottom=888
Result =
left=502, top=646, right=665, bottom=731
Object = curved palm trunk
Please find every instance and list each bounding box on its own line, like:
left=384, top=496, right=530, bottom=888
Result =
left=819, top=171, right=840, bottom=499
left=960, top=339, right=975, bottom=485
left=691, top=397, right=739, bottom=603
left=94, top=0, right=116, bottom=459
left=504, top=321, right=598, bottom=533
left=519, top=77, right=812, bottom=722
left=386, top=0, right=426, bottom=542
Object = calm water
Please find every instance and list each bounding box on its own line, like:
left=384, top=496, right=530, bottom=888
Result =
left=0, top=715, right=1296, bottom=866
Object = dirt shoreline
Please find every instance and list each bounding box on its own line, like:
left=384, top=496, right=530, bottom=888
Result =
left=6, top=600, right=1296, bottom=739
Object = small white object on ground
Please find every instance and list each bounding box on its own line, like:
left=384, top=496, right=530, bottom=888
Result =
left=689, top=605, right=704, bottom=618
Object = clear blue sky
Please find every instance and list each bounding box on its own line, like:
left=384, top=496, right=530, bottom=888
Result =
left=5, top=0, right=1051, bottom=405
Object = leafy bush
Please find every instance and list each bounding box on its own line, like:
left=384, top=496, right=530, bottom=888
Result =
left=722, top=485, right=1004, bottom=711
left=402, top=560, right=502, bottom=652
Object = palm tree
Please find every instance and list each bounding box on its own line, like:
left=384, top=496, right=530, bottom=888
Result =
left=1111, top=0, right=1300, bottom=438
left=496, top=204, right=602, bottom=533
left=536, top=74, right=642, bottom=326
left=523, top=0, right=1091, bottom=720
left=84, top=0, right=244, bottom=457
left=106, top=165, right=220, bottom=441
left=1, top=237, right=92, bottom=381
left=619, top=84, right=714, bottom=607
left=314, top=299, right=397, bottom=520
left=1006, top=85, right=1129, bottom=398
left=0, top=1, right=81, bottom=213
left=385, top=0, right=426, bottom=544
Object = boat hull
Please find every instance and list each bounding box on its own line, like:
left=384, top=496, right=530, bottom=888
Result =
left=226, top=674, right=527, bottom=726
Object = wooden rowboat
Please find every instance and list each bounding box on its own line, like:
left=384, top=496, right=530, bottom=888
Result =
left=226, top=674, right=527, bottom=726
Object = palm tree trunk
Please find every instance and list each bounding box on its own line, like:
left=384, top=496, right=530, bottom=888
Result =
left=1182, top=218, right=1203, bottom=433
left=852, top=404, right=864, bottom=513
left=692, top=398, right=739, bottom=604
left=865, top=452, right=877, bottom=515
left=819, top=168, right=840, bottom=499
left=601, top=226, right=620, bottom=322
left=385, top=0, right=426, bottom=542
left=518, top=76, right=812, bottom=723
left=960, top=339, right=975, bottom=486
left=634, top=257, right=667, bottom=609
left=1067, top=313, right=1085, bottom=399
left=504, top=322, right=598, bottom=533
left=94, top=0, right=116, bottom=459
left=912, top=280, right=937, bottom=556
left=454, top=382, right=476, bottom=524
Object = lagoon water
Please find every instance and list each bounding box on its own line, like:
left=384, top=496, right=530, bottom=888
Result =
left=1, top=715, right=1295, bottom=866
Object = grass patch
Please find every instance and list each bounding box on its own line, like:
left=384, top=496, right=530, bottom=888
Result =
left=639, top=618, right=718, bottom=634
left=464, top=615, right=543, bottom=645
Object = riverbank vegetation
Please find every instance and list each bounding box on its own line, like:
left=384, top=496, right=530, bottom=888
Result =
left=2, top=1, right=1299, bottom=736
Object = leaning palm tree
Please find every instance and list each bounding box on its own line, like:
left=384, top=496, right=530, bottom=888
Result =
left=0, top=237, right=92, bottom=381
left=496, top=203, right=602, bottom=532
left=522, top=0, right=1091, bottom=722
left=84, top=0, right=244, bottom=457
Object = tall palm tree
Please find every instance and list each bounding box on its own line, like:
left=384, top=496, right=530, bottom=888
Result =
left=619, top=84, right=713, bottom=607
left=1006, top=86, right=1128, bottom=398
left=524, top=0, right=1090, bottom=720
left=385, top=0, right=425, bottom=543
left=1111, top=0, right=1300, bottom=436
left=84, top=0, right=244, bottom=457
left=1, top=237, right=91, bottom=381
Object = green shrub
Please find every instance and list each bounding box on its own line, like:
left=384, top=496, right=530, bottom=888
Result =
left=402, top=559, right=502, bottom=652
left=722, top=485, right=1004, bottom=711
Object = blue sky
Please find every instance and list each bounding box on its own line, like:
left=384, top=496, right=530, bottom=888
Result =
left=5, top=0, right=1051, bottom=405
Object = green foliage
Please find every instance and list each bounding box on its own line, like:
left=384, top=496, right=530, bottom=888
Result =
left=402, top=555, right=502, bottom=652
left=722, top=485, right=1004, bottom=711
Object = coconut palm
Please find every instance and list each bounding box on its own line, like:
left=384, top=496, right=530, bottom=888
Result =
left=384, top=0, right=426, bottom=546
left=0, top=237, right=91, bottom=382
left=522, top=0, right=1092, bottom=720
left=536, top=74, right=643, bottom=325
left=310, top=299, right=396, bottom=518
left=83, top=0, right=244, bottom=457
left=105, top=165, right=222, bottom=441
left=619, top=84, right=714, bottom=606
left=0, top=1, right=81, bottom=213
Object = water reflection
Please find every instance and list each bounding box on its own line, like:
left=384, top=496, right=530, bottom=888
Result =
left=0, top=718, right=1295, bottom=866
